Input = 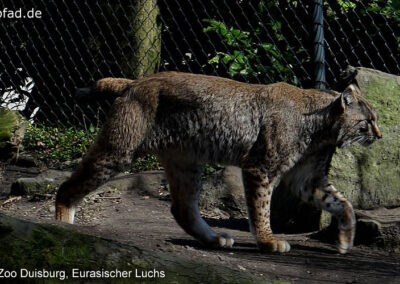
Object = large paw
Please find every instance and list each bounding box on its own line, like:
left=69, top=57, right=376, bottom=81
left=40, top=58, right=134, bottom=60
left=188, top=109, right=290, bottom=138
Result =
left=338, top=229, right=355, bottom=254
left=258, top=239, right=291, bottom=253
left=338, top=202, right=356, bottom=254
left=199, top=232, right=234, bottom=248
left=55, top=203, right=75, bottom=224
left=216, top=232, right=235, bottom=248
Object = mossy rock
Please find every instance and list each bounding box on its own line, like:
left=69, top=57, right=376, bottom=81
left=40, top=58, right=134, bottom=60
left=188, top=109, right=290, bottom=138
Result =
left=10, top=170, right=72, bottom=196
left=0, top=108, right=26, bottom=160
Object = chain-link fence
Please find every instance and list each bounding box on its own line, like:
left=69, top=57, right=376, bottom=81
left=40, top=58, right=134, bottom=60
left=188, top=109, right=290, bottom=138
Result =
left=1, top=0, right=399, bottom=128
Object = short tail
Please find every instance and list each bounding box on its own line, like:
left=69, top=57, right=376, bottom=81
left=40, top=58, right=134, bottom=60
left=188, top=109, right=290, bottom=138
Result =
left=75, top=78, right=134, bottom=101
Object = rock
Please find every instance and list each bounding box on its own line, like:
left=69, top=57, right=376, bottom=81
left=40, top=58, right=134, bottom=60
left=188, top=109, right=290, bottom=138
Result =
left=355, top=207, right=400, bottom=250
left=0, top=108, right=26, bottom=162
left=200, top=167, right=247, bottom=218
left=10, top=170, right=71, bottom=196
left=127, top=171, right=167, bottom=196
left=13, top=154, right=39, bottom=167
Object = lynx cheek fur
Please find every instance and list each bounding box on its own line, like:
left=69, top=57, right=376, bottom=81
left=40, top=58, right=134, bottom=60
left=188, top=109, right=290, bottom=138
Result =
left=56, top=72, right=382, bottom=254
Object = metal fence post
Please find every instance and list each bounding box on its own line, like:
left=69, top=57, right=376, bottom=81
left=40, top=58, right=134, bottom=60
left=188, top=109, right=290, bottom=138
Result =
left=312, top=0, right=326, bottom=89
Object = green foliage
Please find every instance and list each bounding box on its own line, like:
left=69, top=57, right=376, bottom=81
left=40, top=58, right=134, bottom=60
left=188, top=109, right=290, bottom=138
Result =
left=23, top=123, right=97, bottom=162
left=23, top=124, right=162, bottom=171
left=326, top=0, right=400, bottom=20
left=202, top=163, right=224, bottom=176
left=366, top=0, right=400, bottom=21
left=329, top=0, right=400, bottom=51
left=131, top=154, right=162, bottom=172
left=203, top=19, right=303, bottom=85
left=337, top=0, right=357, bottom=12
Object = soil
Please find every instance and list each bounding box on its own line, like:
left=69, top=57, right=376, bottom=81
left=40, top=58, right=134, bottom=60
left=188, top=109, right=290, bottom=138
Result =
left=1, top=165, right=399, bottom=283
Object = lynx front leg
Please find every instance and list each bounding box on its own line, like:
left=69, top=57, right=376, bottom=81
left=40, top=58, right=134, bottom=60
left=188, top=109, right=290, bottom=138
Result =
left=242, top=169, right=290, bottom=253
left=308, top=184, right=356, bottom=254
left=162, top=159, right=234, bottom=248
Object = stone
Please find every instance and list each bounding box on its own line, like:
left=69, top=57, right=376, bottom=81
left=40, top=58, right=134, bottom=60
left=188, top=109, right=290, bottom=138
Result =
left=13, top=154, right=39, bottom=167
left=0, top=108, right=26, bottom=161
left=355, top=207, right=400, bottom=250
left=127, top=171, right=167, bottom=196
left=10, top=170, right=71, bottom=196
left=200, top=167, right=247, bottom=218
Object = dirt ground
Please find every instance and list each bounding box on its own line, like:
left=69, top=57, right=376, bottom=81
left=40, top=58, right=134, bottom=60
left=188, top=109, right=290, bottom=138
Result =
left=1, top=165, right=399, bottom=283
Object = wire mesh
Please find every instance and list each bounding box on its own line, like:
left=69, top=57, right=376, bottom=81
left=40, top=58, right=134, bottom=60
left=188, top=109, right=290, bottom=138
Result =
left=0, top=0, right=399, bottom=127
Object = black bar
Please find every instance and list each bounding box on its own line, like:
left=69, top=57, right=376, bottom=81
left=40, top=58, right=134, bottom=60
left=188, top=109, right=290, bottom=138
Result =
left=312, top=0, right=326, bottom=89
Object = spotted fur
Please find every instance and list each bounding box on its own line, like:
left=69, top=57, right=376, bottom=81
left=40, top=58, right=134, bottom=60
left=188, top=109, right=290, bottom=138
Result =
left=56, top=72, right=382, bottom=254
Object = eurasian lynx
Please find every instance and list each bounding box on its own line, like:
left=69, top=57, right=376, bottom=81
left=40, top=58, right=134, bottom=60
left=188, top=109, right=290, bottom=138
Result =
left=56, top=72, right=381, bottom=254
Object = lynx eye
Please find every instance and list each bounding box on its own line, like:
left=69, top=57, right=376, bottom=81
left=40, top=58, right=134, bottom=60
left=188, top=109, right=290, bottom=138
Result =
left=360, top=120, right=369, bottom=132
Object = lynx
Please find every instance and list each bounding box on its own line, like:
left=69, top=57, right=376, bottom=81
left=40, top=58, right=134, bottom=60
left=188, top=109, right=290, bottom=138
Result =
left=56, top=72, right=382, bottom=254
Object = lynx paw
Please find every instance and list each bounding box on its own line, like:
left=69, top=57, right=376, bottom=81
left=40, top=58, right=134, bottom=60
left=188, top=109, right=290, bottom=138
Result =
left=216, top=232, right=235, bottom=248
left=338, top=202, right=356, bottom=254
left=258, top=239, right=291, bottom=253
left=338, top=229, right=355, bottom=254
left=201, top=232, right=234, bottom=248
left=56, top=203, right=75, bottom=224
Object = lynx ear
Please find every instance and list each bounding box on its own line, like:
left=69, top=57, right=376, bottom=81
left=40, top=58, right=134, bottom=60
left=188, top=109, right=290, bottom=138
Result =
left=340, top=84, right=359, bottom=110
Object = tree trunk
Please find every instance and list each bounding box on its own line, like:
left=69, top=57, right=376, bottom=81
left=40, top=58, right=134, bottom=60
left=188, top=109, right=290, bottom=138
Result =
left=130, top=0, right=161, bottom=78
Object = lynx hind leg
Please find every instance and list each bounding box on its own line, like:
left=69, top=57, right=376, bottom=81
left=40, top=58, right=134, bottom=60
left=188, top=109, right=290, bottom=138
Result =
left=242, top=169, right=290, bottom=253
left=307, top=184, right=356, bottom=254
left=162, top=158, right=234, bottom=248
left=56, top=97, right=152, bottom=224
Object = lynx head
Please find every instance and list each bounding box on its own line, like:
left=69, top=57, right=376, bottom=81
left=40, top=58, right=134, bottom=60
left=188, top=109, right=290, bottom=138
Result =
left=334, top=84, right=382, bottom=148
